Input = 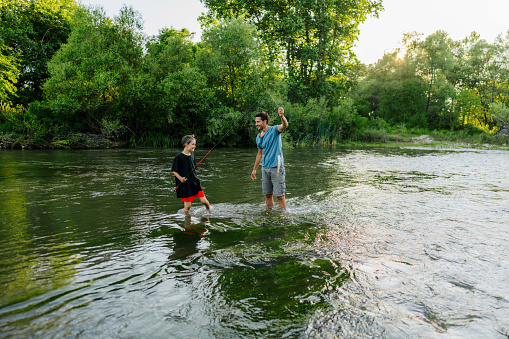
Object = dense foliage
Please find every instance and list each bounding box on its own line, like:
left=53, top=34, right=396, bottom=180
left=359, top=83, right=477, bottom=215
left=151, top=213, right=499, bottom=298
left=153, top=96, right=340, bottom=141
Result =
left=201, top=0, right=383, bottom=103
left=0, top=0, right=508, bottom=149
left=356, top=31, right=509, bottom=132
left=0, top=0, right=77, bottom=105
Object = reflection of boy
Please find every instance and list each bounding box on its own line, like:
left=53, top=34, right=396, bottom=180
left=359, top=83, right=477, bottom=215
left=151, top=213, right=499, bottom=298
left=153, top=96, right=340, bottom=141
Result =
left=250, top=107, right=289, bottom=210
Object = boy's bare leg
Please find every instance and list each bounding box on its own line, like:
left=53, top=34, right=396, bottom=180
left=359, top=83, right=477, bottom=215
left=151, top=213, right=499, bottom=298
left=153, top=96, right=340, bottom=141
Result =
left=199, top=196, right=211, bottom=210
left=184, top=201, right=192, bottom=214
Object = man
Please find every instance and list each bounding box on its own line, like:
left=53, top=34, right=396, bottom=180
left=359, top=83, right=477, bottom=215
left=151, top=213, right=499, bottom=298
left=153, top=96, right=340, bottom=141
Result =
left=251, top=107, right=289, bottom=210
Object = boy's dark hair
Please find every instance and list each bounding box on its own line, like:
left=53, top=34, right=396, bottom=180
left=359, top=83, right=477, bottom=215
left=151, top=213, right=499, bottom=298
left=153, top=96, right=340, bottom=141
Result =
left=181, top=134, right=195, bottom=146
left=255, top=111, right=269, bottom=122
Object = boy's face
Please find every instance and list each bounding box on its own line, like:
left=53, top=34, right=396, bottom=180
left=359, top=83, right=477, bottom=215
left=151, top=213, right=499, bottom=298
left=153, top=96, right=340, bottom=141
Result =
left=255, top=117, right=267, bottom=130
left=186, top=139, right=196, bottom=152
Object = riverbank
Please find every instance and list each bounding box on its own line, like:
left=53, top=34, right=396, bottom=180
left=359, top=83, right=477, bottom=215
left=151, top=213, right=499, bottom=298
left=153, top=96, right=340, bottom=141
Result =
left=0, top=133, right=126, bottom=150
left=337, top=132, right=509, bottom=151
left=1, top=131, right=508, bottom=151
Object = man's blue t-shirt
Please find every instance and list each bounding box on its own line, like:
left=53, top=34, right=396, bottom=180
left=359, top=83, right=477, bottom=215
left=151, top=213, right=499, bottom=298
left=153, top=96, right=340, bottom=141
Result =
left=256, top=125, right=284, bottom=168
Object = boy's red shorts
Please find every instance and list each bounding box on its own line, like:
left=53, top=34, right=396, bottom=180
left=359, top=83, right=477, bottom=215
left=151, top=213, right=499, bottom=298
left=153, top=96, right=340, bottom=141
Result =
left=181, top=190, right=205, bottom=202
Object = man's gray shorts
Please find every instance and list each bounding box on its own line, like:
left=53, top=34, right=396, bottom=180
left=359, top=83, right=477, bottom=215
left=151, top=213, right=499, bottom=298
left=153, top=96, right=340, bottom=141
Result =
left=261, top=166, right=286, bottom=197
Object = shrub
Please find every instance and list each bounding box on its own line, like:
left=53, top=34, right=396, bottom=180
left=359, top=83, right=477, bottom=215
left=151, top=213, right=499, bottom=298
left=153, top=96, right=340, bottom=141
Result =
left=101, top=118, right=126, bottom=142
left=361, top=128, right=389, bottom=143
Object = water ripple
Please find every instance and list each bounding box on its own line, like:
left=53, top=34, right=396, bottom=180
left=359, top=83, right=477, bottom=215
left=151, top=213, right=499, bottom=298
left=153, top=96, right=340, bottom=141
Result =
left=1, top=148, right=508, bottom=337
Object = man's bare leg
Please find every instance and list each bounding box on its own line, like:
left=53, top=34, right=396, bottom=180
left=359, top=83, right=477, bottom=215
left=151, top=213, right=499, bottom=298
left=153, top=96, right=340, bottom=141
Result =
left=276, top=195, right=286, bottom=210
left=265, top=194, right=274, bottom=208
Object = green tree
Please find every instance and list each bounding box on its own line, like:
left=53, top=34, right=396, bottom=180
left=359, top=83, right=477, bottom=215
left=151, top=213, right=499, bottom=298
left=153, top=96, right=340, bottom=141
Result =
left=445, top=32, right=509, bottom=130
left=357, top=51, right=427, bottom=127
left=198, top=18, right=262, bottom=109
left=197, top=18, right=275, bottom=145
left=489, top=101, right=509, bottom=125
left=138, top=27, right=211, bottom=140
left=455, top=89, right=482, bottom=126
left=0, top=40, right=19, bottom=103
left=201, top=0, right=382, bottom=103
left=0, top=0, right=77, bottom=105
left=414, top=31, right=455, bottom=126
left=43, top=5, right=144, bottom=132
left=493, top=31, right=509, bottom=107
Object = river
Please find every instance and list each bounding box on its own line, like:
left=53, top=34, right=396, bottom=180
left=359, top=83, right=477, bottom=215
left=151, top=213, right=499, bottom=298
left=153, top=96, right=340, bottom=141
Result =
left=0, top=147, right=508, bottom=338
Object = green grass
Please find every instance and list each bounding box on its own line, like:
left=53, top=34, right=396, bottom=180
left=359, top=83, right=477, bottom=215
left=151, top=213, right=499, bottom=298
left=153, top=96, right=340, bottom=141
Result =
left=129, top=132, right=178, bottom=148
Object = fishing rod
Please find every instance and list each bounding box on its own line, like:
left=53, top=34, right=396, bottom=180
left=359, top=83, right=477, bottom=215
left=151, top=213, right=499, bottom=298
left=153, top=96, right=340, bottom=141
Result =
left=172, top=88, right=273, bottom=192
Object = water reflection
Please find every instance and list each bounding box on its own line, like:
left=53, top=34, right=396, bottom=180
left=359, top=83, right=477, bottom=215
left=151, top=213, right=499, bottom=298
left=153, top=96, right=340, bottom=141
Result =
left=171, top=215, right=351, bottom=337
left=0, top=158, right=79, bottom=309
left=170, top=215, right=209, bottom=260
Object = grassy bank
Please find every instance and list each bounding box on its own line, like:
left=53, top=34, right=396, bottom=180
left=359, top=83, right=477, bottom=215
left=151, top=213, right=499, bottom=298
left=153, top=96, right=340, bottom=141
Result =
left=2, top=129, right=508, bottom=150
left=1, top=108, right=508, bottom=150
left=287, top=123, right=509, bottom=150
left=334, top=131, right=509, bottom=150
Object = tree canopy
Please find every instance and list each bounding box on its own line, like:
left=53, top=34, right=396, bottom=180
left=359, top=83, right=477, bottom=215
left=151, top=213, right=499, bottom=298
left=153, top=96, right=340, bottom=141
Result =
left=200, top=0, right=382, bottom=103
left=0, top=40, right=19, bottom=103
left=0, top=0, right=77, bottom=105
left=1, top=0, right=508, bottom=149
left=356, top=30, right=509, bottom=131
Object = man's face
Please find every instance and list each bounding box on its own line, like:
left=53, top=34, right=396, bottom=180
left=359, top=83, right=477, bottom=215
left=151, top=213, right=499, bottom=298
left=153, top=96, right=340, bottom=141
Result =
left=255, top=117, right=266, bottom=130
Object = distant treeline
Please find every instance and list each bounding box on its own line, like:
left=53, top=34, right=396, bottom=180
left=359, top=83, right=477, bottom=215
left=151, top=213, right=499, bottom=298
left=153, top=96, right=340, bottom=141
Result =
left=1, top=0, right=508, bottom=148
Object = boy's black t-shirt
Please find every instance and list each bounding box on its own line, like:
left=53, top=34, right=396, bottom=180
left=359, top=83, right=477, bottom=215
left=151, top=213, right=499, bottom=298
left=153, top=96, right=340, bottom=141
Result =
left=171, top=152, right=202, bottom=198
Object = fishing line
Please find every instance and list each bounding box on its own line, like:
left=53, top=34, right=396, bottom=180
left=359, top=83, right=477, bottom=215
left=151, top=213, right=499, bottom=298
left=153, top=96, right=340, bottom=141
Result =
left=172, top=87, right=274, bottom=192
left=266, top=90, right=281, bottom=109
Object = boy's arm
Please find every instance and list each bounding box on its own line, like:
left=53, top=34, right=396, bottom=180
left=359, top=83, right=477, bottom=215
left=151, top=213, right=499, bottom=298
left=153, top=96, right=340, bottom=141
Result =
left=251, top=148, right=263, bottom=180
left=172, top=171, right=187, bottom=183
left=277, top=107, right=288, bottom=132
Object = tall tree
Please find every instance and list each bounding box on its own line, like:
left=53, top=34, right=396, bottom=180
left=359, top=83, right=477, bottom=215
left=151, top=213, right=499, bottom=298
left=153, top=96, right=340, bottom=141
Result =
left=197, top=18, right=262, bottom=109
left=196, top=18, right=272, bottom=145
left=358, top=51, right=427, bottom=127
left=446, top=33, right=507, bottom=129
left=200, top=0, right=382, bottom=103
left=415, top=31, right=454, bottom=120
left=139, top=27, right=211, bottom=138
left=0, top=40, right=19, bottom=104
left=0, top=0, right=77, bottom=105
left=43, top=5, right=144, bottom=132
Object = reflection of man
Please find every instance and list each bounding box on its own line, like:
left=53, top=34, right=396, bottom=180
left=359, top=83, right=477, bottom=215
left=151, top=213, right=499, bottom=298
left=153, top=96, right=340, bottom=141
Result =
left=250, top=107, right=289, bottom=210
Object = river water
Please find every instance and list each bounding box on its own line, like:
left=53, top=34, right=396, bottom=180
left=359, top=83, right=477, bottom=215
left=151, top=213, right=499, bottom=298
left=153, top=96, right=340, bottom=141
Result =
left=0, top=147, right=508, bottom=338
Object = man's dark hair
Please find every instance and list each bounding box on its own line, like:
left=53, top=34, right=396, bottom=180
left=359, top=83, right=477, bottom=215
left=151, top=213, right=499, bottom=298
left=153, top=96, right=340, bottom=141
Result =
left=255, top=111, right=269, bottom=122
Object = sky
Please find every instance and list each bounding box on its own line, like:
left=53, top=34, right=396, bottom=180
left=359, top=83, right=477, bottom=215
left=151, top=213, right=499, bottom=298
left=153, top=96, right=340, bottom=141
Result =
left=78, top=0, right=509, bottom=65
